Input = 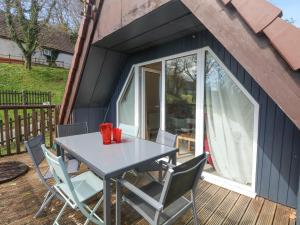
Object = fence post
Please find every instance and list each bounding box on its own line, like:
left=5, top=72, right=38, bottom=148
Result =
left=23, top=108, right=28, bottom=141
left=4, top=109, right=10, bottom=155
left=14, top=109, right=20, bottom=153
left=32, top=109, right=38, bottom=136
left=0, top=120, right=3, bottom=147
left=48, top=106, right=53, bottom=147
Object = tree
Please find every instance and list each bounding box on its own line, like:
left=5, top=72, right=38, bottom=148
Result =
left=50, top=0, right=83, bottom=45
left=3, top=0, right=56, bottom=70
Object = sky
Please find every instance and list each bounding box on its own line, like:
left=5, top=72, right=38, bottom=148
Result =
left=269, top=0, right=300, bottom=27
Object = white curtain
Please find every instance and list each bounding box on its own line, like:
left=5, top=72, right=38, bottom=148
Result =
left=205, top=52, right=254, bottom=185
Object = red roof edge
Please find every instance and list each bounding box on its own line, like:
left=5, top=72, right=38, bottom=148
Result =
left=59, top=0, right=103, bottom=124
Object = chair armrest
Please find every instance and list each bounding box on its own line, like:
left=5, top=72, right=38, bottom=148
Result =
left=118, top=179, right=163, bottom=211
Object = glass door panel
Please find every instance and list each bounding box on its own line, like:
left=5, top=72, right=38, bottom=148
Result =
left=143, top=69, right=161, bottom=141
left=165, top=54, right=197, bottom=161
left=118, top=70, right=135, bottom=126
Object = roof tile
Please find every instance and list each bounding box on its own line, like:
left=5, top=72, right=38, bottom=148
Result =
left=264, top=17, right=300, bottom=71
left=232, top=0, right=282, bottom=33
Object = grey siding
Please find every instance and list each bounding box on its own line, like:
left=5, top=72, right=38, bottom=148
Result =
left=73, top=107, right=107, bottom=132
left=106, top=30, right=300, bottom=208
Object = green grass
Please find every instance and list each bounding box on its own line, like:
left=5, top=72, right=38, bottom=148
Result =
left=0, top=63, right=68, bottom=104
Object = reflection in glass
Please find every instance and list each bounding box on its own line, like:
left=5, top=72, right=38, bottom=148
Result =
left=165, top=54, right=197, bottom=158
left=204, top=51, right=255, bottom=185
left=119, top=71, right=135, bottom=126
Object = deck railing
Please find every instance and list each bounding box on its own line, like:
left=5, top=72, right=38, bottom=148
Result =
left=0, top=90, right=51, bottom=105
left=0, top=53, right=71, bottom=68
left=0, top=105, right=60, bottom=156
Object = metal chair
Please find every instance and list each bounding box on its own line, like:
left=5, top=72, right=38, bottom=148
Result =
left=119, top=123, right=139, bottom=137
left=25, top=135, right=79, bottom=218
left=117, top=153, right=207, bottom=225
left=56, top=122, right=88, bottom=161
left=42, top=144, right=104, bottom=225
left=135, top=129, right=177, bottom=181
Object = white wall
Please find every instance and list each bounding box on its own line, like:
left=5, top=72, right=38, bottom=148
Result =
left=0, top=37, right=73, bottom=68
left=0, top=38, right=24, bottom=57
left=56, top=52, right=73, bottom=69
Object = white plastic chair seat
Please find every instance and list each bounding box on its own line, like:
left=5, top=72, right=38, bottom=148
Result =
left=44, top=159, right=79, bottom=180
left=55, top=171, right=103, bottom=204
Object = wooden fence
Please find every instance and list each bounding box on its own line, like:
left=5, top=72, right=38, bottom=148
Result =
left=0, top=105, right=60, bottom=156
left=0, top=90, right=51, bottom=105
left=0, top=53, right=71, bottom=69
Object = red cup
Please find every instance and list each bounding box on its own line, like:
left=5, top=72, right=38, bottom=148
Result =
left=113, top=128, right=122, bottom=143
left=99, top=123, right=113, bottom=145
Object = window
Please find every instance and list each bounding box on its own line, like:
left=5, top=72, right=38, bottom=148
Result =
left=118, top=69, right=135, bottom=126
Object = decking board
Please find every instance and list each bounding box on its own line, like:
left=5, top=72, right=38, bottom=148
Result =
left=205, top=191, right=240, bottom=225
left=221, top=195, right=251, bottom=225
left=256, top=200, right=277, bottom=225
left=0, top=153, right=296, bottom=225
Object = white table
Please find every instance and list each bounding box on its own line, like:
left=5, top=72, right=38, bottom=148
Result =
left=55, top=132, right=177, bottom=225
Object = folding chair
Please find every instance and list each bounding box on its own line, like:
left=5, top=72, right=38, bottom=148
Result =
left=56, top=122, right=88, bottom=161
left=25, top=135, right=79, bottom=218
left=118, top=153, right=207, bottom=225
left=135, top=129, right=177, bottom=181
left=42, top=144, right=104, bottom=225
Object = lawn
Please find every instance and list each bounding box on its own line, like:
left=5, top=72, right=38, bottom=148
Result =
left=0, top=63, right=68, bottom=104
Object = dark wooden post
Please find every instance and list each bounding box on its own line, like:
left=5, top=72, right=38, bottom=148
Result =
left=32, top=109, right=38, bottom=136
left=14, top=109, right=20, bottom=153
left=4, top=109, right=10, bottom=154
left=23, top=108, right=28, bottom=141
left=0, top=120, right=4, bottom=146
left=40, top=108, right=45, bottom=137
left=48, top=106, right=53, bottom=147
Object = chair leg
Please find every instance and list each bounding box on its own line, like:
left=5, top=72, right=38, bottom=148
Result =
left=191, top=192, right=198, bottom=225
left=34, top=190, right=55, bottom=218
left=54, top=201, right=68, bottom=225
left=83, top=196, right=104, bottom=225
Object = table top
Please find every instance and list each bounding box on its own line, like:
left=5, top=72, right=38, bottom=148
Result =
left=55, top=132, right=177, bottom=179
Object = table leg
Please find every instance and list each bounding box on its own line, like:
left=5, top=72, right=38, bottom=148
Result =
left=116, top=179, right=121, bottom=225
left=171, top=152, right=177, bottom=165
left=103, top=178, right=111, bottom=225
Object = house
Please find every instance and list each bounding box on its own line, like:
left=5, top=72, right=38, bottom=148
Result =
left=0, top=12, right=74, bottom=69
left=59, top=0, right=300, bottom=221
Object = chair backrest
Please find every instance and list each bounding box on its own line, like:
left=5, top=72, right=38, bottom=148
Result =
left=41, top=145, right=77, bottom=200
left=161, top=153, right=207, bottom=207
left=119, top=123, right=139, bottom=137
left=42, top=145, right=101, bottom=223
left=155, top=129, right=177, bottom=147
left=57, top=122, right=88, bottom=137
left=25, top=135, right=45, bottom=167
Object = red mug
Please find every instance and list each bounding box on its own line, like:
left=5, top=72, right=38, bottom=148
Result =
left=99, top=123, right=113, bottom=145
left=113, top=128, right=122, bottom=143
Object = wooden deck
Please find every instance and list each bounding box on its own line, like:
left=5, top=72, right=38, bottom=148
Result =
left=0, top=153, right=296, bottom=225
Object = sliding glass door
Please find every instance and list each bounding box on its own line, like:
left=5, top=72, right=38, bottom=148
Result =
left=165, top=54, right=197, bottom=161
left=118, top=47, right=258, bottom=196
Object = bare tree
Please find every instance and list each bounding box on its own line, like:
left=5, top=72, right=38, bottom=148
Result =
left=50, top=0, right=83, bottom=44
left=3, top=0, right=56, bottom=70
